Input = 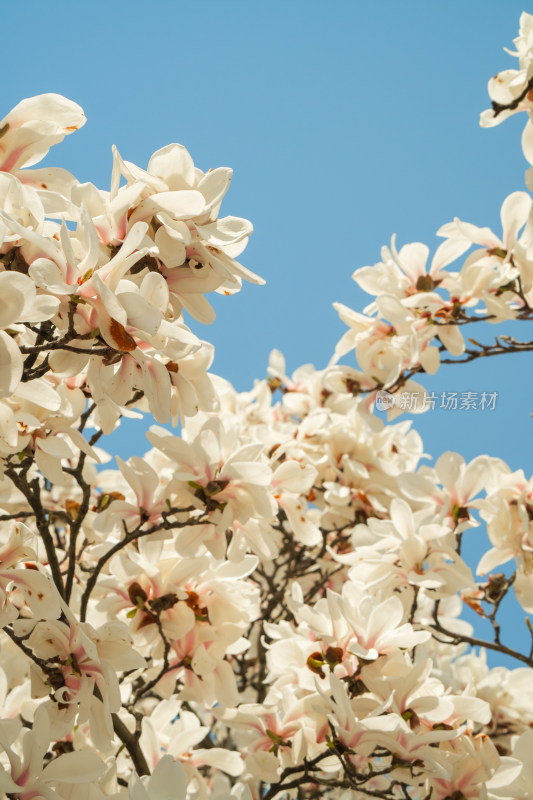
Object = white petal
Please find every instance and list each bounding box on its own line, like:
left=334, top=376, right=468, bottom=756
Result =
left=42, top=749, right=105, bottom=783
left=196, top=216, right=253, bottom=246
left=148, top=143, right=196, bottom=189
left=147, top=755, right=187, bottom=800
left=0, top=331, right=22, bottom=397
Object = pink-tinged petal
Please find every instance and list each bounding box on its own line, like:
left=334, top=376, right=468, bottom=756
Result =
left=435, top=452, right=465, bottom=490
left=132, top=352, right=171, bottom=423
left=28, top=258, right=74, bottom=295
left=368, top=596, right=404, bottom=640
left=0, top=94, right=85, bottom=171
left=460, top=456, right=492, bottom=502
left=16, top=165, right=78, bottom=195
left=1, top=94, right=85, bottom=132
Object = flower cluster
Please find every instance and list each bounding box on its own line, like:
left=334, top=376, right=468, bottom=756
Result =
left=0, top=13, right=533, bottom=800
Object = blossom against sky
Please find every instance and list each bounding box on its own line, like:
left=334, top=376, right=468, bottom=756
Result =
left=7, top=2, right=532, bottom=472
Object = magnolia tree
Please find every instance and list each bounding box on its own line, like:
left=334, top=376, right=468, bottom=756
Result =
left=3, top=14, right=533, bottom=800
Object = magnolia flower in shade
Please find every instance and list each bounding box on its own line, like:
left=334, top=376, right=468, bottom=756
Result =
left=222, top=703, right=306, bottom=783
left=294, top=583, right=430, bottom=663
left=0, top=521, right=62, bottom=626
left=139, top=703, right=243, bottom=794
left=318, top=674, right=458, bottom=778
left=16, top=614, right=144, bottom=752
left=0, top=270, right=59, bottom=331
left=127, top=755, right=187, bottom=800
left=429, top=734, right=502, bottom=800
left=146, top=420, right=275, bottom=557
left=344, top=498, right=475, bottom=598
left=475, top=467, right=533, bottom=611
left=271, top=459, right=321, bottom=547
left=93, top=455, right=167, bottom=536
left=487, top=730, right=533, bottom=799
left=0, top=705, right=105, bottom=799
left=358, top=652, right=491, bottom=729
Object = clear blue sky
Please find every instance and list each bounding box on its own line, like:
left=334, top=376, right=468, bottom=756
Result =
left=7, top=1, right=533, bottom=664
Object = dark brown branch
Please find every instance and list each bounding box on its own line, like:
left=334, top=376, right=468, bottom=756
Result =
left=111, top=713, right=150, bottom=777
left=431, top=600, right=533, bottom=668
left=5, top=463, right=65, bottom=599
left=491, top=74, right=533, bottom=117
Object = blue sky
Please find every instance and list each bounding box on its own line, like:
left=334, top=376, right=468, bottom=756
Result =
left=7, top=1, right=533, bottom=664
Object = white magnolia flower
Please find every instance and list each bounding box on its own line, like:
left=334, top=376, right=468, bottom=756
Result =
left=0, top=93, right=85, bottom=173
